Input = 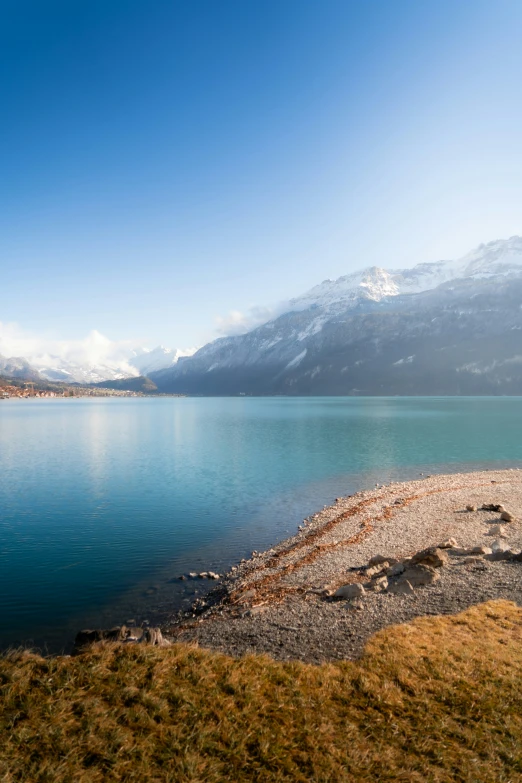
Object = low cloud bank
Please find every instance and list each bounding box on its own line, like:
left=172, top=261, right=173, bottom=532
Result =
left=0, top=322, right=151, bottom=374
left=215, top=302, right=289, bottom=337
left=0, top=300, right=283, bottom=374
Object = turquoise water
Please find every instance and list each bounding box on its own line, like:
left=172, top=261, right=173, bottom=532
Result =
left=1, top=396, right=521, bottom=651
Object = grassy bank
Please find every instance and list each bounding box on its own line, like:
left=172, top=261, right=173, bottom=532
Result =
left=1, top=600, right=522, bottom=782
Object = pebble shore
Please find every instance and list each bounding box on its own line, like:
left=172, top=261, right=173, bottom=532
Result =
left=171, top=468, right=522, bottom=663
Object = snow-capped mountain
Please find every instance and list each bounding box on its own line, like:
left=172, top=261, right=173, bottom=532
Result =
left=288, top=235, right=522, bottom=314
left=288, top=267, right=400, bottom=313
left=128, top=346, right=196, bottom=376
left=32, top=357, right=135, bottom=384
left=4, top=236, right=522, bottom=393
left=151, top=236, right=522, bottom=395
left=0, top=354, right=42, bottom=381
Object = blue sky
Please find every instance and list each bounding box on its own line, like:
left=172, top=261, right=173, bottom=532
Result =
left=2, top=0, right=522, bottom=356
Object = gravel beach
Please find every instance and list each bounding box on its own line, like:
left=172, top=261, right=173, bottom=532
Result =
left=170, top=468, right=522, bottom=663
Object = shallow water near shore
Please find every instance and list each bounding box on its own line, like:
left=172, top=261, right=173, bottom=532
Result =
left=1, top=395, right=522, bottom=652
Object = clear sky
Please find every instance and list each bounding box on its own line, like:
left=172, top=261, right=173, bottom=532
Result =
left=2, top=0, right=522, bottom=356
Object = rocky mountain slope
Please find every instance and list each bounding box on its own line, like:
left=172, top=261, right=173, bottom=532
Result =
left=92, top=376, right=158, bottom=393
left=151, top=237, right=522, bottom=395
left=0, top=355, right=42, bottom=382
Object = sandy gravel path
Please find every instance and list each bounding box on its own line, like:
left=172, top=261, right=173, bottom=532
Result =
left=171, top=469, right=522, bottom=662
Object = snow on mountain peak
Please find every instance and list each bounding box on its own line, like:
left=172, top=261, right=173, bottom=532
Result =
left=289, top=266, right=399, bottom=313
left=288, top=236, right=522, bottom=315
left=458, top=235, right=522, bottom=278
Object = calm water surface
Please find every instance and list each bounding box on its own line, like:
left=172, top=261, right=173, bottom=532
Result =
left=1, top=396, right=521, bottom=651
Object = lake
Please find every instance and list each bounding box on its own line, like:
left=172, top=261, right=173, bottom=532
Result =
left=1, top=395, right=521, bottom=651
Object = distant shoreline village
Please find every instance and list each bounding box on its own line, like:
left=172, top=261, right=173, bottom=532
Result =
left=0, top=380, right=186, bottom=399
left=0, top=382, right=145, bottom=399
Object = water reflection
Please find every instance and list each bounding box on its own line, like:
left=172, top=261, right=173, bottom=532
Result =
left=0, top=396, right=521, bottom=650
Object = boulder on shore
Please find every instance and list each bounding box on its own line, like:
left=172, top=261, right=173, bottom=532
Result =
left=332, top=583, right=366, bottom=600
left=410, top=547, right=448, bottom=568
left=365, top=562, right=390, bottom=578
left=386, top=562, right=405, bottom=577
left=368, top=554, right=389, bottom=566
left=371, top=575, right=389, bottom=592
left=486, top=550, right=514, bottom=562
left=388, top=579, right=414, bottom=595
left=452, top=546, right=492, bottom=556
left=397, top=564, right=440, bottom=587
left=491, top=539, right=510, bottom=553
left=438, top=538, right=458, bottom=549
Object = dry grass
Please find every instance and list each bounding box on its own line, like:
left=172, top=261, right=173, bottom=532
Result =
left=2, top=600, right=522, bottom=782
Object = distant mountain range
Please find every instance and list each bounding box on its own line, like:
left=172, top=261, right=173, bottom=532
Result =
left=0, top=345, right=193, bottom=385
left=4, top=236, right=522, bottom=395
left=150, top=236, right=522, bottom=395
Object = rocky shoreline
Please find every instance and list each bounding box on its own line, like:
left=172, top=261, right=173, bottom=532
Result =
left=160, top=468, right=522, bottom=663
left=73, top=468, right=522, bottom=661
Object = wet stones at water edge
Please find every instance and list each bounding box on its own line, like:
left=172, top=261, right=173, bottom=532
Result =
left=178, top=571, right=221, bottom=580
left=73, top=625, right=170, bottom=654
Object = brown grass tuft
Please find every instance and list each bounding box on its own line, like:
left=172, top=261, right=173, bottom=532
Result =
left=1, top=600, right=522, bottom=781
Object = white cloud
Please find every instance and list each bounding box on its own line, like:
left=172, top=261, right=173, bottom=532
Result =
left=0, top=321, right=140, bottom=374
left=215, top=302, right=288, bottom=336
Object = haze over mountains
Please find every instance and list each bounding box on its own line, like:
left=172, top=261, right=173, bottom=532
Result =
left=3, top=237, right=522, bottom=394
